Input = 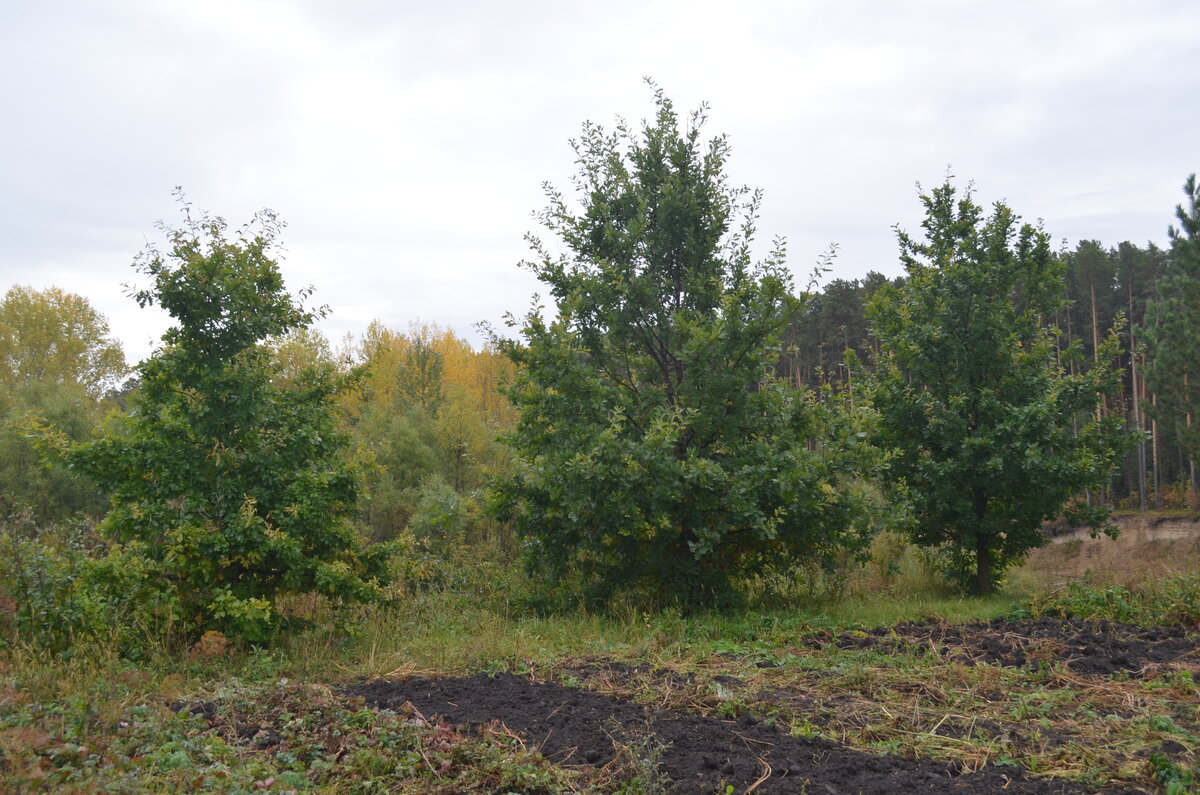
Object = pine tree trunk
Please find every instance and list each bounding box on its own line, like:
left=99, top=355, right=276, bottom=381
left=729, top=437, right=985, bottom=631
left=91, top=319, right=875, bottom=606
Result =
left=1152, top=401, right=1162, bottom=509
left=1092, top=285, right=1106, bottom=420
left=1187, top=374, right=1197, bottom=506
left=1191, top=458, right=1197, bottom=507
left=1091, top=284, right=1109, bottom=504
left=1130, top=285, right=1147, bottom=509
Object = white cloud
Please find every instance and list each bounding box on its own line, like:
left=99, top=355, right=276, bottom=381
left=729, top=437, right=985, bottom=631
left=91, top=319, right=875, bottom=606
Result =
left=2, top=0, right=1198, bottom=362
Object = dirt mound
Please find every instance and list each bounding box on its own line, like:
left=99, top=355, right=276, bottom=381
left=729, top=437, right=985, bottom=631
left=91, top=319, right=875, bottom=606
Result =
left=345, top=673, right=1132, bottom=793
left=816, top=617, right=1200, bottom=676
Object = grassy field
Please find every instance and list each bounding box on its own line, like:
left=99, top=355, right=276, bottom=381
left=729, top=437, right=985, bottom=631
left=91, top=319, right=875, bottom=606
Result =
left=1, top=529, right=1198, bottom=792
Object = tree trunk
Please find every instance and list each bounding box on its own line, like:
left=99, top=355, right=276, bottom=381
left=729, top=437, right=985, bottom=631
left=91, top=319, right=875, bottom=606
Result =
left=1151, top=304, right=1162, bottom=508
left=1188, top=374, right=1197, bottom=506
left=974, top=532, right=994, bottom=595
left=1152, top=400, right=1162, bottom=509
left=1091, top=284, right=1106, bottom=419
left=1130, top=285, right=1147, bottom=509
left=972, top=489, right=993, bottom=594
left=1065, top=302, right=1077, bottom=377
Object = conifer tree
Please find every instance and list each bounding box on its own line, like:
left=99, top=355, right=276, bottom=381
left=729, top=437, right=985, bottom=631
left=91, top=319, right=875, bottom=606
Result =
left=1144, top=175, right=1200, bottom=497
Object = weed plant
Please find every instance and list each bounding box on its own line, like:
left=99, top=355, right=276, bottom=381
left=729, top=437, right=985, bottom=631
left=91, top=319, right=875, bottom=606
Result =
left=1023, top=573, right=1200, bottom=627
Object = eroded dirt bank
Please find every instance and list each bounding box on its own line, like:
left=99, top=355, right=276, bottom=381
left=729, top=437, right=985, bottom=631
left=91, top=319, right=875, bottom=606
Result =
left=1029, top=514, right=1200, bottom=583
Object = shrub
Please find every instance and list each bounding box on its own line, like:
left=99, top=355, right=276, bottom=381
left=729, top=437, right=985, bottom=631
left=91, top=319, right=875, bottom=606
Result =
left=0, top=502, right=178, bottom=656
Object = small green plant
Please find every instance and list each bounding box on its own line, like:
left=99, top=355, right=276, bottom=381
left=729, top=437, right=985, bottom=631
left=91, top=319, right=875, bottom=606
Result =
left=1149, top=753, right=1198, bottom=795
left=789, top=718, right=822, bottom=739
left=1024, top=574, right=1200, bottom=627
left=606, top=722, right=669, bottom=794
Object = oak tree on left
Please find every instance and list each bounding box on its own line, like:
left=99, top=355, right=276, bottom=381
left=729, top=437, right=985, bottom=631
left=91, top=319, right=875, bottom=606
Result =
left=69, top=197, right=385, bottom=640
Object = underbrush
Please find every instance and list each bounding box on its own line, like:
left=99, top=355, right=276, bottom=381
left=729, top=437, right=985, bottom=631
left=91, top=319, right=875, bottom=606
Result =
left=1022, top=573, right=1200, bottom=628
left=3, top=514, right=1199, bottom=791
left=8, top=577, right=1196, bottom=791
left=0, top=540, right=1040, bottom=791
left=0, top=669, right=578, bottom=792
left=0, top=506, right=180, bottom=658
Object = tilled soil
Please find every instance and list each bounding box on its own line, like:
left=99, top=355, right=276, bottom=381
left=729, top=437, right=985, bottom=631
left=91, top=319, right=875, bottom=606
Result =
left=345, top=673, right=1137, bottom=794
left=810, top=617, right=1200, bottom=676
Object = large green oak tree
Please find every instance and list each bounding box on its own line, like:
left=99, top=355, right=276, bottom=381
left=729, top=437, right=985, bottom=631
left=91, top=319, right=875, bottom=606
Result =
left=68, top=198, right=386, bottom=640
left=493, top=87, right=874, bottom=608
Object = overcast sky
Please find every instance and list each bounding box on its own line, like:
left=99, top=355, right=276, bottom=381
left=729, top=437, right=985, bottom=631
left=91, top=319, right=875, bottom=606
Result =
left=3, top=0, right=1198, bottom=364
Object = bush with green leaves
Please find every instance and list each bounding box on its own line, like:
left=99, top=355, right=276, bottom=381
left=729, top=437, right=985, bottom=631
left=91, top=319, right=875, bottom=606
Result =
left=0, top=501, right=178, bottom=656
left=64, top=197, right=388, bottom=642
left=493, top=87, right=876, bottom=609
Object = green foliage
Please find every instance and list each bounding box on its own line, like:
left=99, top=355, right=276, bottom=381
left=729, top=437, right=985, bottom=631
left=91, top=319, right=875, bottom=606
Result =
left=0, top=286, right=128, bottom=521
left=1149, top=753, right=1198, bottom=795
left=870, top=179, right=1130, bottom=594
left=1023, top=573, right=1200, bottom=627
left=1144, top=175, right=1200, bottom=467
left=0, top=285, right=127, bottom=398
left=778, top=271, right=901, bottom=390
left=344, top=323, right=514, bottom=549
left=778, top=236, right=1176, bottom=506
left=353, top=403, right=443, bottom=540
left=0, top=501, right=178, bottom=656
left=1, top=384, right=110, bottom=521
left=64, top=196, right=384, bottom=641
left=409, top=478, right=469, bottom=549
left=494, top=86, right=874, bottom=609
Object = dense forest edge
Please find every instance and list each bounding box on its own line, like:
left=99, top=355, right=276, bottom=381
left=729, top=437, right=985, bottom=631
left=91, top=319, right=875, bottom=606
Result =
left=1, top=88, right=1199, bottom=792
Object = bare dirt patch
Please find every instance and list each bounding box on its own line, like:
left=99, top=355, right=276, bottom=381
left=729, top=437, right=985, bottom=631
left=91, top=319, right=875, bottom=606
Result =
left=345, top=672, right=1137, bottom=793
left=811, top=617, right=1200, bottom=677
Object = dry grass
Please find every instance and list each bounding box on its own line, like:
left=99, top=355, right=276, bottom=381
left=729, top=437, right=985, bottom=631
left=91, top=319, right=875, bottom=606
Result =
left=1023, top=514, right=1200, bottom=588
left=3, top=522, right=1199, bottom=792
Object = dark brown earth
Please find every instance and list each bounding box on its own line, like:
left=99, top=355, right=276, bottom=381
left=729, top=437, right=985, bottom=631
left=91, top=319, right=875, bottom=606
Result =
left=810, top=617, right=1200, bottom=677
left=345, top=672, right=1138, bottom=794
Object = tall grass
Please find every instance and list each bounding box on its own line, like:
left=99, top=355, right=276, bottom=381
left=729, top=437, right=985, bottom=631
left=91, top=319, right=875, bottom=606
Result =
left=1, top=526, right=1058, bottom=695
